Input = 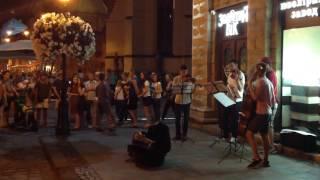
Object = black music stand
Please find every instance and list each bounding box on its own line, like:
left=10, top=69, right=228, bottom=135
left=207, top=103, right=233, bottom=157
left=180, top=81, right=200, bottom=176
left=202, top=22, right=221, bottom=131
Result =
left=207, top=81, right=248, bottom=163
left=208, top=81, right=230, bottom=148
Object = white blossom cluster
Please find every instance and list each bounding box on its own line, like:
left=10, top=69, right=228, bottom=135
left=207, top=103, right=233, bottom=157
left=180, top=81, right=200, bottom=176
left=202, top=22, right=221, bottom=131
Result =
left=31, top=12, right=96, bottom=62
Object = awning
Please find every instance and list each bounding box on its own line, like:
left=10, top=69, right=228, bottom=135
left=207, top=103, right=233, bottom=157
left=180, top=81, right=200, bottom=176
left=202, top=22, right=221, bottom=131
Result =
left=1, top=19, right=28, bottom=37
left=0, top=40, right=33, bottom=51
left=0, top=40, right=35, bottom=60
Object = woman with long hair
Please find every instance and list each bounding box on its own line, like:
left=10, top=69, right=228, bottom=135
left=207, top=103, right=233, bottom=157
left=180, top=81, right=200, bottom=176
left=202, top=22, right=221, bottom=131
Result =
left=127, top=71, right=139, bottom=128
left=68, top=75, right=85, bottom=130
left=138, top=72, right=154, bottom=128
left=114, top=80, right=127, bottom=126
left=2, top=71, right=18, bottom=127
left=161, top=74, right=174, bottom=121
left=151, top=72, right=162, bottom=122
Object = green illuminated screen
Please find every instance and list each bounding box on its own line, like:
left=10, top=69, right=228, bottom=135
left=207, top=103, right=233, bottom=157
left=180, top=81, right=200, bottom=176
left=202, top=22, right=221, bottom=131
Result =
left=283, top=26, right=320, bottom=87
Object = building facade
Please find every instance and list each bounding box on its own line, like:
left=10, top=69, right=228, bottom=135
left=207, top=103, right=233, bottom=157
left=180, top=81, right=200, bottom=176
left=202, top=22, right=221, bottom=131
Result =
left=105, top=0, right=193, bottom=74
left=192, top=0, right=320, bottom=151
left=0, top=0, right=114, bottom=76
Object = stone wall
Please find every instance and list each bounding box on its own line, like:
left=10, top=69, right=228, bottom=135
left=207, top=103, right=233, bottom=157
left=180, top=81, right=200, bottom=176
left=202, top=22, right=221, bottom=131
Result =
left=191, top=0, right=216, bottom=123
left=191, top=0, right=275, bottom=123
left=214, top=0, right=247, bottom=10
left=105, top=0, right=192, bottom=74
left=247, top=0, right=273, bottom=70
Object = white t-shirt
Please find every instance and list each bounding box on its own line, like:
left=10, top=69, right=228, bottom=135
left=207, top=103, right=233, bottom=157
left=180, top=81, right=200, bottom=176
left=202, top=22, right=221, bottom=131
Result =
left=143, top=80, right=151, bottom=97
left=172, top=75, right=195, bottom=105
left=84, top=80, right=98, bottom=101
left=227, top=71, right=245, bottom=102
left=151, top=82, right=162, bottom=99
left=115, top=86, right=125, bottom=100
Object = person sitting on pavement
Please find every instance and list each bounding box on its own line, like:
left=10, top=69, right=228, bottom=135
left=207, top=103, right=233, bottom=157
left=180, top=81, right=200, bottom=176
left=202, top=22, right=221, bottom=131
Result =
left=127, top=119, right=171, bottom=167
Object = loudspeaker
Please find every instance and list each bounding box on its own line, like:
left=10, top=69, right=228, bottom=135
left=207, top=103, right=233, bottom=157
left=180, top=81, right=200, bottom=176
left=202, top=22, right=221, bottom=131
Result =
left=280, top=129, right=317, bottom=153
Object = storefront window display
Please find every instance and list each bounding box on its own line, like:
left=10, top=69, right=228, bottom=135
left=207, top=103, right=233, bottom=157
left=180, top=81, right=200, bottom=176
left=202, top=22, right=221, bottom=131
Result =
left=280, top=0, right=320, bottom=150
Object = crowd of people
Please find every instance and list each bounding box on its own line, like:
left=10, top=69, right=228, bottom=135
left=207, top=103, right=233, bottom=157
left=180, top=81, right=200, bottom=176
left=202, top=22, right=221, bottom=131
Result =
left=0, top=59, right=278, bottom=169
left=0, top=69, right=179, bottom=132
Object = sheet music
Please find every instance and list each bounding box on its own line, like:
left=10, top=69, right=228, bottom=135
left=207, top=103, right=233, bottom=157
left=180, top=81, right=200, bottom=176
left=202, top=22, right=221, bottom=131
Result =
left=213, top=92, right=236, bottom=107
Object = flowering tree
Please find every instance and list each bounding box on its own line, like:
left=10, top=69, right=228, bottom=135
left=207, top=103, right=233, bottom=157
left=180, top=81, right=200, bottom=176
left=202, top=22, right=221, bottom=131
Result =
left=31, top=12, right=96, bottom=135
left=31, top=12, right=96, bottom=62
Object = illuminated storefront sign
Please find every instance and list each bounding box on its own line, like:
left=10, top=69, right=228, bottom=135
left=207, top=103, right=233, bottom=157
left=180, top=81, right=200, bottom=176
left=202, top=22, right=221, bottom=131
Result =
left=280, top=0, right=320, bottom=19
left=217, top=5, right=248, bottom=37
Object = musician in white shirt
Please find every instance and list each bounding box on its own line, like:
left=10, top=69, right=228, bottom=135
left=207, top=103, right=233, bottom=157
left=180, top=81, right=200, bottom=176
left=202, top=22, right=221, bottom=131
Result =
left=172, top=65, right=195, bottom=141
left=223, top=61, right=245, bottom=143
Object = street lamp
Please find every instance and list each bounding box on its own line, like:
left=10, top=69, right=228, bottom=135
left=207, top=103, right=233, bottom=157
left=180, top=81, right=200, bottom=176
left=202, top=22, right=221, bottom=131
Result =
left=23, top=30, right=30, bottom=37
left=59, top=0, right=70, bottom=4
left=59, top=0, right=71, bottom=8
left=4, top=38, right=11, bottom=43
left=6, top=30, right=13, bottom=36
left=56, top=0, right=71, bottom=136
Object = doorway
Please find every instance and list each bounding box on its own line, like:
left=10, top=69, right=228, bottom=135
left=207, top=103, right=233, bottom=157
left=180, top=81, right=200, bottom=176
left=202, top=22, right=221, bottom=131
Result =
left=216, top=38, right=247, bottom=81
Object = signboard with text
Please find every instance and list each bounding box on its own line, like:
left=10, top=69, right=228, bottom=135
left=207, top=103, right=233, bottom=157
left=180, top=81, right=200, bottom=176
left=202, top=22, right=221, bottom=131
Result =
left=216, top=5, right=248, bottom=37
left=281, top=0, right=320, bottom=19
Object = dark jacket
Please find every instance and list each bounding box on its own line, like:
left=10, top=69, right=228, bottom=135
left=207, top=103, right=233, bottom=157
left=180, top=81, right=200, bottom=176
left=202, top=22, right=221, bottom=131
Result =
left=96, top=81, right=112, bottom=103
left=146, top=122, right=171, bottom=155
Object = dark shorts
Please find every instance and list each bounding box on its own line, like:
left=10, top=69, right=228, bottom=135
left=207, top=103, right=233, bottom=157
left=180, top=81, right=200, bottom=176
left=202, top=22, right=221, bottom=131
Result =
left=247, top=114, right=271, bottom=134
left=142, top=97, right=152, bottom=107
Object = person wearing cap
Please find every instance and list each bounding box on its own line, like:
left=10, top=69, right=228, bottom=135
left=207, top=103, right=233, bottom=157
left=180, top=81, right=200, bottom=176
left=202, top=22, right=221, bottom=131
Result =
left=246, top=62, right=276, bottom=169
left=260, top=57, right=278, bottom=153
left=172, top=65, right=195, bottom=141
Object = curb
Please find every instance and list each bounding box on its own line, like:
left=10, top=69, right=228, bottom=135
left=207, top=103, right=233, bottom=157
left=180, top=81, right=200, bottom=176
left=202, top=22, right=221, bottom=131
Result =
left=276, top=144, right=320, bottom=164
left=191, top=122, right=320, bottom=164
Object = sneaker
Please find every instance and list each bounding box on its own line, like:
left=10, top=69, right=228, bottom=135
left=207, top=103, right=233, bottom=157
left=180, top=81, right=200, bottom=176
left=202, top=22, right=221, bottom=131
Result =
left=270, top=147, right=278, bottom=154
left=247, top=159, right=262, bottom=168
left=262, top=160, right=270, bottom=167
left=88, top=125, right=93, bottom=129
left=230, top=137, right=236, bottom=143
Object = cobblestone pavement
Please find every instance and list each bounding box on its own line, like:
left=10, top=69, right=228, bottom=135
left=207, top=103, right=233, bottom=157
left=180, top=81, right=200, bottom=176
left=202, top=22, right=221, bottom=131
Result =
left=0, top=107, right=320, bottom=180
left=0, top=130, right=57, bottom=180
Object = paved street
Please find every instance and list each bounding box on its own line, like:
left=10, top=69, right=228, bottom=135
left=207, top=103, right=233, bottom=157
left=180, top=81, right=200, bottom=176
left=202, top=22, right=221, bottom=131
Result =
left=0, top=115, right=319, bottom=180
